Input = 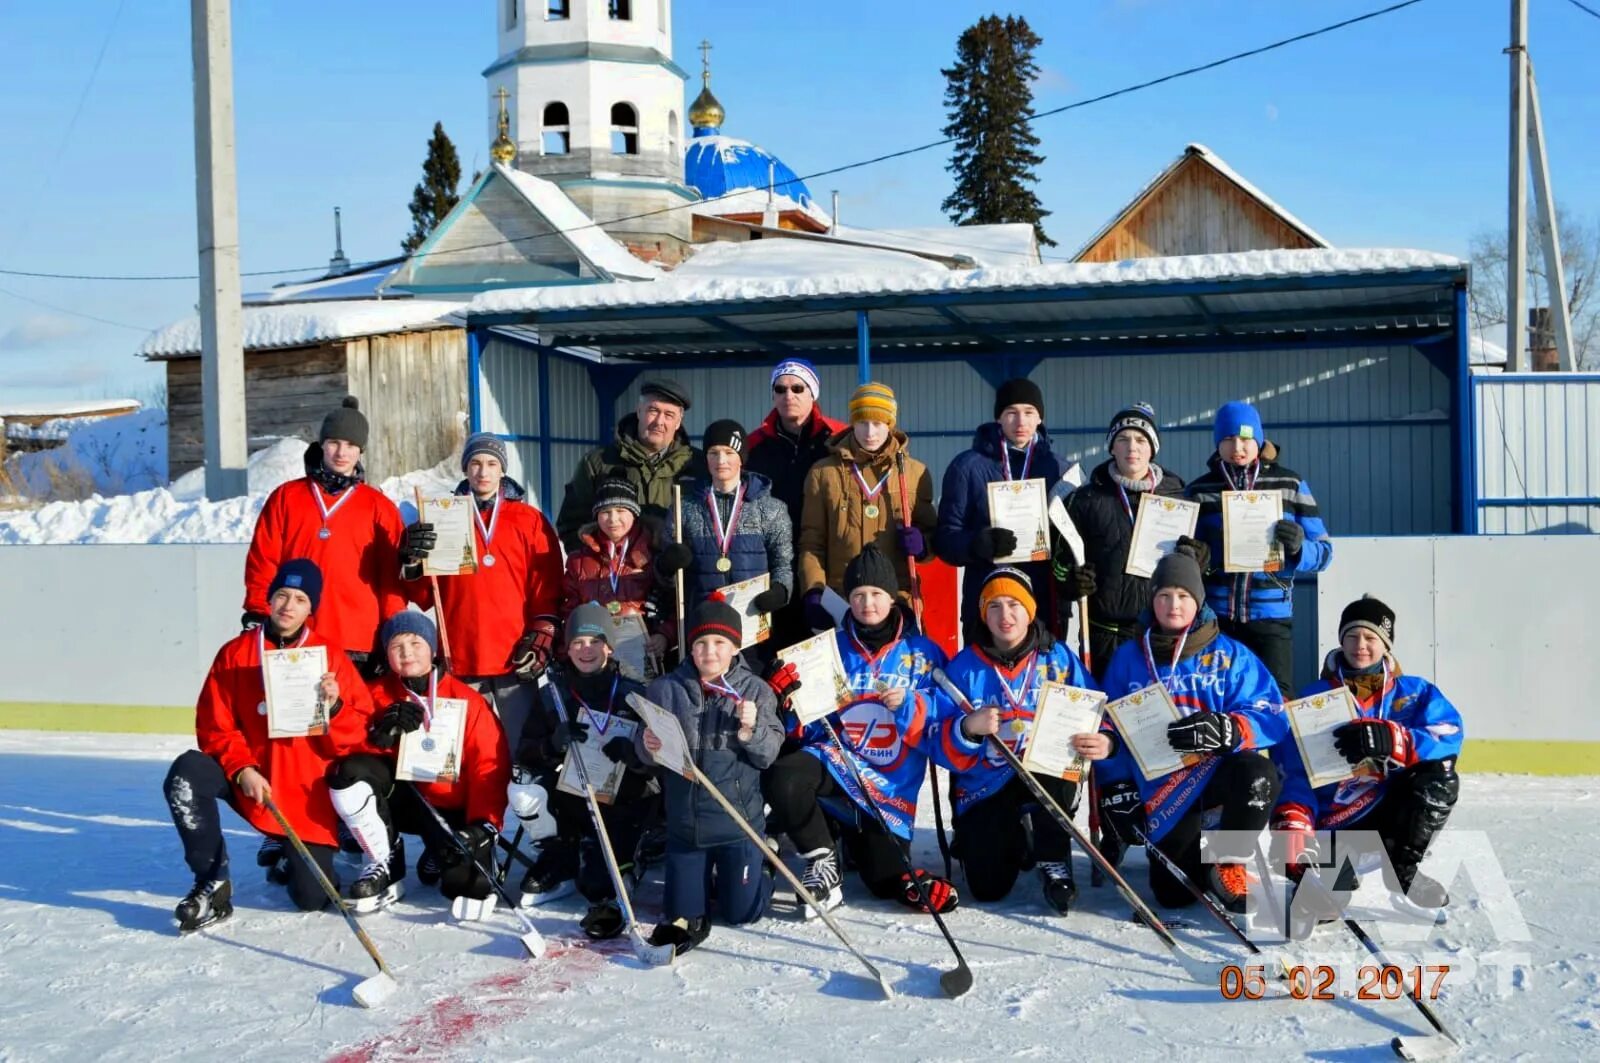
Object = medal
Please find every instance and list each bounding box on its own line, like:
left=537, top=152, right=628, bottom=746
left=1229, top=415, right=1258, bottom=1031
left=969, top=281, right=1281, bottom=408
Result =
left=864, top=504, right=880, bottom=519
left=309, top=480, right=354, bottom=541
left=716, top=556, right=732, bottom=573
left=317, top=527, right=332, bottom=540
left=257, top=701, right=267, bottom=715
left=1009, top=717, right=1029, bottom=736
left=990, top=650, right=1039, bottom=745
left=874, top=678, right=890, bottom=694
left=573, top=675, right=621, bottom=738
left=606, top=600, right=622, bottom=615
left=851, top=463, right=890, bottom=522
left=472, top=488, right=503, bottom=569
left=707, top=482, right=747, bottom=577
left=482, top=553, right=496, bottom=567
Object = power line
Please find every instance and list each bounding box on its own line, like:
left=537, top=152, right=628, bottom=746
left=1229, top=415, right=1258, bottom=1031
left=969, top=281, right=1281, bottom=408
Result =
left=1564, top=0, right=1600, bottom=21
left=0, top=0, right=1431, bottom=285
left=0, top=283, right=155, bottom=332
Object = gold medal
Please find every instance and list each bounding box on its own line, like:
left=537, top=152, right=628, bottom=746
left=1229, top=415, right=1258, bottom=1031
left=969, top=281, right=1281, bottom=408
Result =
left=716, top=556, right=732, bottom=573
left=874, top=679, right=890, bottom=694
left=606, top=600, right=622, bottom=615
left=1009, top=717, right=1029, bottom=736
left=864, top=504, right=880, bottom=519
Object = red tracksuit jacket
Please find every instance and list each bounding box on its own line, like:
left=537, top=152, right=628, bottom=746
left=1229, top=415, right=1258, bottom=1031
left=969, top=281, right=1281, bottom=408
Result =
left=362, top=671, right=511, bottom=828
left=195, top=626, right=375, bottom=847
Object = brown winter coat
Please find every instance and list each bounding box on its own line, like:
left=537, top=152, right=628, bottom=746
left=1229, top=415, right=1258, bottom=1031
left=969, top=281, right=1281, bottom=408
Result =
left=797, top=428, right=937, bottom=604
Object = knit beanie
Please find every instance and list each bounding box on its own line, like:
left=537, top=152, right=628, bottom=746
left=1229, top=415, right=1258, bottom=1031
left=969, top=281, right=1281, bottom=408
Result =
left=771, top=358, right=821, bottom=399
left=591, top=469, right=641, bottom=516
left=639, top=377, right=692, bottom=411
left=703, top=419, right=746, bottom=455
left=319, top=396, right=368, bottom=450
left=1339, top=595, right=1396, bottom=652
left=267, top=558, right=323, bottom=613
left=978, top=566, right=1036, bottom=624
left=1151, top=551, right=1205, bottom=606
left=1107, top=402, right=1160, bottom=456
left=688, top=594, right=744, bottom=647
left=461, top=432, right=509, bottom=473
left=994, top=378, right=1045, bottom=420
left=1213, top=401, right=1264, bottom=447
left=849, top=381, right=897, bottom=427
left=844, top=543, right=899, bottom=597
left=379, top=609, right=438, bottom=657
left=566, top=602, right=616, bottom=649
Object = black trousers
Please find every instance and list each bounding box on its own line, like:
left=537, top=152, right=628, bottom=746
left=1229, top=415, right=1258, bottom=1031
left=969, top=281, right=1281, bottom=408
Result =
left=953, top=773, right=1078, bottom=903
left=1147, top=753, right=1281, bottom=907
left=530, top=763, right=657, bottom=903
left=762, top=750, right=914, bottom=899
left=163, top=749, right=337, bottom=912
left=1286, top=760, right=1461, bottom=890
left=1088, top=620, right=1140, bottom=682
left=1218, top=617, right=1295, bottom=697
left=330, top=755, right=491, bottom=900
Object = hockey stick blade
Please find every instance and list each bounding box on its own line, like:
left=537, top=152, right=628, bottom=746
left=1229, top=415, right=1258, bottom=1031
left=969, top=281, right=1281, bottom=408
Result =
left=352, top=970, right=399, bottom=1009
left=1392, top=1033, right=1459, bottom=1061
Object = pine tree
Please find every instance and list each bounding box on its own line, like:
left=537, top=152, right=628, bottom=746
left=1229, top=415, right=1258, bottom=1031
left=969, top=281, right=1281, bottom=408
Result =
left=940, top=15, right=1054, bottom=248
left=402, top=123, right=463, bottom=253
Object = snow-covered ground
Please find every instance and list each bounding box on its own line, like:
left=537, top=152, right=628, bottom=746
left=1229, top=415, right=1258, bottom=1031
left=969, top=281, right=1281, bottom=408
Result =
left=0, top=730, right=1591, bottom=1061
left=2, top=407, right=163, bottom=498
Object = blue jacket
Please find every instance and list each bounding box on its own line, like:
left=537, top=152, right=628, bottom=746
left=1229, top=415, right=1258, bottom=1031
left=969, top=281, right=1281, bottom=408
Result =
left=935, top=423, right=1064, bottom=631
left=675, top=471, right=794, bottom=607
left=1272, top=653, right=1464, bottom=832
left=788, top=620, right=949, bottom=840
left=1098, top=614, right=1287, bottom=843
left=1186, top=447, right=1332, bottom=622
left=930, top=636, right=1098, bottom=816
left=641, top=657, right=783, bottom=848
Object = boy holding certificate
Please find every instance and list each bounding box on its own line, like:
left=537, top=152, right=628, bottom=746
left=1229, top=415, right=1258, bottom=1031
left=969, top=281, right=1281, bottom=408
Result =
left=1269, top=597, right=1463, bottom=931
left=326, top=611, right=511, bottom=913
left=763, top=546, right=958, bottom=917
left=512, top=603, right=657, bottom=939
left=635, top=597, right=784, bottom=956
left=1094, top=548, right=1287, bottom=913
left=163, top=559, right=373, bottom=931
left=930, top=567, right=1098, bottom=913
left=559, top=474, right=673, bottom=659
left=1186, top=401, right=1333, bottom=695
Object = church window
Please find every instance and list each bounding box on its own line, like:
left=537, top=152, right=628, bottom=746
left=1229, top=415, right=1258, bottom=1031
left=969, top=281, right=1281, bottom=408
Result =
left=608, top=0, right=632, bottom=20
left=542, top=102, right=571, bottom=155
left=667, top=109, right=679, bottom=163
left=546, top=0, right=569, bottom=19
left=504, top=0, right=518, bottom=30
left=610, top=102, right=639, bottom=155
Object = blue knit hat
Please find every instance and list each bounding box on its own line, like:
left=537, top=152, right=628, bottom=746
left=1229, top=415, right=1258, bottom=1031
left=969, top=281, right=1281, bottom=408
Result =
left=379, top=610, right=438, bottom=656
left=1213, top=401, right=1264, bottom=447
left=267, top=558, right=323, bottom=613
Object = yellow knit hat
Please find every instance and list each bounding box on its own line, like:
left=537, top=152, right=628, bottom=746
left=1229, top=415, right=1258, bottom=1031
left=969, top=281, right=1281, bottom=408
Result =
left=978, top=566, right=1037, bottom=624
left=848, top=381, right=897, bottom=427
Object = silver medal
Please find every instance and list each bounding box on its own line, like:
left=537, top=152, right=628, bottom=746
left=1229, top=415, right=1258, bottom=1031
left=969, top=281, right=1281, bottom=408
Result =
left=317, top=527, right=332, bottom=540
left=482, top=553, right=496, bottom=567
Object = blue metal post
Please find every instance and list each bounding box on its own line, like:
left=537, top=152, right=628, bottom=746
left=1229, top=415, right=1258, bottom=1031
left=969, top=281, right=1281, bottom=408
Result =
left=537, top=347, right=554, bottom=519
left=856, top=310, right=870, bottom=384
left=1453, top=285, right=1477, bottom=534
left=466, top=329, right=483, bottom=433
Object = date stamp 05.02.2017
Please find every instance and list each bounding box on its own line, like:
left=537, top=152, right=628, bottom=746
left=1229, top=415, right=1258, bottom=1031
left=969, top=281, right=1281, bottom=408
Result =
left=1218, top=963, right=1450, bottom=1002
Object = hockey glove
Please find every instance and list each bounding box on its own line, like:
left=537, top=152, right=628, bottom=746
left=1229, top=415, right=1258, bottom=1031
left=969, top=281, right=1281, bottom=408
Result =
left=1067, top=562, right=1097, bottom=600
left=970, top=526, right=1017, bottom=563
left=898, top=869, right=959, bottom=914
left=510, top=618, right=559, bottom=683
left=802, top=590, right=833, bottom=632
left=1272, top=519, right=1304, bottom=556
left=1174, top=534, right=1211, bottom=572
left=400, top=522, right=437, bottom=565
left=1332, top=718, right=1409, bottom=766
left=766, top=661, right=803, bottom=712
left=369, top=701, right=426, bottom=750
left=601, top=735, right=642, bottom=770
left=656, top=542, right=693, bottom=576
left=1271, top=803, right=1319, bottom=882
left=1165, top=711, right=1239, bottom=755
left=240, top=611, right=268, bottom=632
left=1098, top=780, right=1146, bottom=846
left=551, top=716, right=590, bottom=755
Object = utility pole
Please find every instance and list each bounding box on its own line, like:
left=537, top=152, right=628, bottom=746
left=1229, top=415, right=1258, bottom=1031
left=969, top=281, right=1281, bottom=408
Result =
left=1526, top=60, right=1575, bottom=371
left=191, top=0, right=248, bottom=499
left=1506, top=0, right=1528, bottom=372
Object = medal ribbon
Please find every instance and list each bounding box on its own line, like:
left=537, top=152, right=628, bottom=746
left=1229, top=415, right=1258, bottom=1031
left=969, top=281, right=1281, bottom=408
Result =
left=990, top=651, right=1038, bottom=735
left=1221, top=459, right=1261, bottom=492
left=309, top=479, right=357, bottom=532
left=846, top=615, right=904, bottom=693
left=1001, top=437, right=1036, bottom=482
left=707, top=482, right=747, bottom=564
left=700, top=674, right=741, bottom=706
left=606, top=537, right=630, bottom=596
left=1142, top=627, right=1191, bottom=696
left=572, top=673, right=621, bottom=736
left=850, top=463, right=890, bottom=504
left=471, top=487, right=503, bottom=552
left=403, top=670, right=440, bottom=731
left=1336, top=658, right=1396, bottom=721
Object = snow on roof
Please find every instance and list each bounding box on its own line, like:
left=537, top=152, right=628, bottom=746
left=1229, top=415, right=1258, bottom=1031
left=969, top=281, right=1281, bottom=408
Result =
left=1071, top=143, right=1330, bottom=260
left=491, top=164, right=659, bottom=281
left=139, top=299, right=464, bottom=359
left=1471, top=332, right=1508, bottom=366
left=470, top=247, right=1464, bottom=318
left=244, top=260, right=403, bottom=305
left=689, top=187, right=834, bottom=231
left=829, top=223, right=1040, bottom=267
left=0, top=398, right=141, bottom=420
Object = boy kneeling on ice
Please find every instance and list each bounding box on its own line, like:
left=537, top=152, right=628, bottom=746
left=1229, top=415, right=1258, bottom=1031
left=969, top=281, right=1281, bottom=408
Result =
left=326, top=610, right=511, bottom=913
left=1270, top=596, right=1462, bottom=936
left=637, top=596, right=783, bottom=955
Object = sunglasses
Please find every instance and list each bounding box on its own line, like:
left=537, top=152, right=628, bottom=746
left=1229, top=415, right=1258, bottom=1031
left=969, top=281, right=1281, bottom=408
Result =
left=772, top=383, right=809, bottom=395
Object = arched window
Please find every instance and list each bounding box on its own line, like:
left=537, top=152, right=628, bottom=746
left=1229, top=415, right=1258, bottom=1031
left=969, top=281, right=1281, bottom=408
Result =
left=667, top=109, right=679, bottom=163
left=504, top=0, right=519, bottom=30
left=547, top=0, right=569, bottom=19
left=610, top=102, right=639, bottom=155
left=542, top=102, right=570, bottom=155
left=608, top=0, right=632, bottom=20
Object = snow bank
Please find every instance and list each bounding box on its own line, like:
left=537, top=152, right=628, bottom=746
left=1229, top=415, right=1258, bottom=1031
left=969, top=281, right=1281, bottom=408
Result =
left=3, top=407, right=165, bottom=497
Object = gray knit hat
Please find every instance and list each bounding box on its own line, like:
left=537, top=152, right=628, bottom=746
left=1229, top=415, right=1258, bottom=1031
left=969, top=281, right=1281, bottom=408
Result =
left=379, top=609, right=438, bottom=656
left=319, top=396, right=368, bottom=450
left=566, top=602, right=615, bottom=648
left=461, top=432, right=509, bottom=473
left=1151, top=550, right=1205, bottom=605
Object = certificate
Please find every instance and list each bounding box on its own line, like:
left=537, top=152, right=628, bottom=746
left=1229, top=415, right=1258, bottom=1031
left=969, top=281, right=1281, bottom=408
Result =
left=1222, top=490, right=1284, bottom=573
left=416, top=494, right=478, bottom=576
left=720, top=573, right=772, bottom=649
left=262, top=645, right=330, bottom=738
left=608, top=612, right=655, bottom=679
left=1104, top=684, right=1190, bottom=781
left=1048, top=495, right=1088, bottom=567
left=626, top=692, right=695, bottom=779
left=556, top=712, right=639, bottom=804
left=1021, top=683, right=1107, bottom=783
left=395, top=697, right=468, bottom=783
left=1284, top=687, right=1359, bottom=788
left=1125, top=494, right=1200, bottom=579
left=986, top=479, right=1051, bottom=564
left=775, top=631, right=853, bottom=726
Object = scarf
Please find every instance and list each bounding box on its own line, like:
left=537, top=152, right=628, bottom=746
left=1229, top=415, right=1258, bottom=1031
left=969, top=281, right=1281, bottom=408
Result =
left=1325, top=650, right=1392, bottom=702
left=311, top=460, right=363, bottom=495
left=1146, top=615, right=1220, bottom=662
left=981, top=622, right=1043, bottom=669
left=1111, top=464, right=1165, bottom=493
left=848, top=611, right=903, bottom=655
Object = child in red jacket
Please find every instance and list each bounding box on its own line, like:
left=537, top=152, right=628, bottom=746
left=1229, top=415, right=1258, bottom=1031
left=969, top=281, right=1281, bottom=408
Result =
left=560, top=472, right=672, bottom=667
left=327, top=611, right=511, bottom=913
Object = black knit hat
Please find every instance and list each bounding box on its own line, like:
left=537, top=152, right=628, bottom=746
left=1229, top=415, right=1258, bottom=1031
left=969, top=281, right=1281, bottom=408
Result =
left=844, top=543, right=899, bottom=596
left=592, top=469, right=641, bottom=516
left=703, top=419, right=745, bottom=455
left=1107, top=402, right=1160, bottom=456
left=319, top=396, right=368, bottom=450
left=994, top=378, right=1045, bottom=420
left=1151, top=550, right=1205, bottom=606
left=1339, top=595, right=1396, bottom=652
left=640, top=377, right=692, bottom=410
left=688, top=594, right=744, bottom=647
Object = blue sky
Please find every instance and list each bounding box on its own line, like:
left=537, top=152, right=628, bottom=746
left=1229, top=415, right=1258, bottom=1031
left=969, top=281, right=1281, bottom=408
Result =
left=2, top=0, right=1598, bottom=406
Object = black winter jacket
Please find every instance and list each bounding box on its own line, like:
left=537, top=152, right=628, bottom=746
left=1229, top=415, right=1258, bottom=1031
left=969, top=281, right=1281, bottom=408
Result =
left=1063, top=459, right=1188, bottom=627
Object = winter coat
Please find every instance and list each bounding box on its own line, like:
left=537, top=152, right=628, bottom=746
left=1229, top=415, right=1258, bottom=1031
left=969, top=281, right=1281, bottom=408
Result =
left=361, top=671, right=512, bottom=828
left=404, top=477, right=563, bottom=678
left=640, top=657, right=783, bottom=848
left=796, top=428, right=936, bottom=606
left=556, top=413, right=702, bottom=549
left=935, top=424, right=1065, bottom=633
left=788, top=620, right=949, bottom=840
left=1096, top=612, right=1287, bottom=843
left=1186, top=444, right=1333, bottom=623
left=744, top=407, right=848, bottom=530
left=931, top=637, right=1098, bottom=816
left=1272, top=652, right=1463, bottom=832
left=674, top=472, right=793, bottom=607
left=521, top=661, right=650, bottom=771
left=560, top=518, right=671, bottom=637
left=1065, top=460, right=1189, bottom=626
left=243, top=445, right=407, bottom=657
left=195, top=625, right=375, bottom=847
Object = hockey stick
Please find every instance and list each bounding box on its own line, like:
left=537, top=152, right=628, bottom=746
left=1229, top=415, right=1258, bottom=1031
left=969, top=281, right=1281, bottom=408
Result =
left=673, top=484, right=686, bottom=665
left=264, top=797, right=398, bottom=1008
left=928, top=760, right=953, bottom=881
left=407, top=784, right=546, bottom=958
left=546, top=683, right=675, bottom=966
left=497, top=823, right=524, bottom=887
left=1132, top=823, right=1264, bottom=954
left=929, top=668, right=1239, bottom=987
left=819, top=718, right=972, bottom=998
left=1338, top=917, right=1461, bottom=1059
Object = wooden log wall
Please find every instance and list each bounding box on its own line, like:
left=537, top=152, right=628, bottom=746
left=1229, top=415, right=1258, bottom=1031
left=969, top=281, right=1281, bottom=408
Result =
left=346, top=327, right=469, bottom=482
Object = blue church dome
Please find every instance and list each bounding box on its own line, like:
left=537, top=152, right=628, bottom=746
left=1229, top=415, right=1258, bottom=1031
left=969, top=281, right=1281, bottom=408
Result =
left=684, top=133, right=816, bottom=210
